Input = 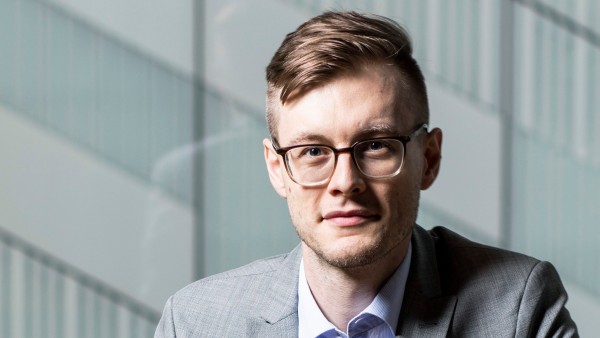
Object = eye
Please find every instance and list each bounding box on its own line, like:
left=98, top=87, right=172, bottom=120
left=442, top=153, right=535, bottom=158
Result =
left=356, top=139, right=400, bottom=159
left=296, top=146, right=331, bottom=159
left=367, top=141, right=386, bottom=151
left=306, top=147, right=323, bottom=157
left=361, top=140, right=391, bottom=153
left=292, top=146, right=332, bottom=166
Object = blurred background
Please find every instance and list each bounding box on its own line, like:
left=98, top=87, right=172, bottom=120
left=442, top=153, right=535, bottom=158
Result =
left=0, top=0, right=598, bottom=336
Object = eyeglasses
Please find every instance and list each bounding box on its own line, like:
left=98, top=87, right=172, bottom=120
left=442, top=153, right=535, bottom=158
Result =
left=272, top=124, right=428, bottom=187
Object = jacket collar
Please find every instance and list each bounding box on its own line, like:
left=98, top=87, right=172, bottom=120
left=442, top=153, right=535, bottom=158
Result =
left=396, top=224, right=457, bottom=336
left=249, top=224, right=458, bottom=336
left=249, top=245, right=301, bottom=336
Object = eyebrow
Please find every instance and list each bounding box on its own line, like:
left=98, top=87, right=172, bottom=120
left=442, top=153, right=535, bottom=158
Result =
left=284, top=124, right=402, bottom=146
left=354, top=124, right=401, bottom=139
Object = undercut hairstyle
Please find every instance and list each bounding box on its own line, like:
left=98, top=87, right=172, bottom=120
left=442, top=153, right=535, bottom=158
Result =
left=265, top=11, right=429, bottom=138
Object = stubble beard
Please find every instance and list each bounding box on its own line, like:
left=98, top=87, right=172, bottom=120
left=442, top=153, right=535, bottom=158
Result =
left=295, top=199, right=419, bottom=270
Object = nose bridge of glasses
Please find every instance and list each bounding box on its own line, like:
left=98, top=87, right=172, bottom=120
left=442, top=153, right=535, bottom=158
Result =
left=331, top=145, right=362, bottom=177
left=333, top=145, right=354, bottom=155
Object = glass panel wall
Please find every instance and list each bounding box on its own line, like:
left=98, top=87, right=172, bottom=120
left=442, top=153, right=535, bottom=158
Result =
left=0, top=0, right=598, bottom=336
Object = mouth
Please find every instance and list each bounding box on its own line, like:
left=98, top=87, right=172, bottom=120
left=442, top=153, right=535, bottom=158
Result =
left=322, top=210, right=380, bottom=226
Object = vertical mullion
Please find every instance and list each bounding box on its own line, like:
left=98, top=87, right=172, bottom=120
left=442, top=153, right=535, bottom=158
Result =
left=455, top=0, right=465, bottom=91
left=24, top=255, right=34, bottom=338
left=147, top=320, right=156, bottom=338
left=499, top=0, right=515, bottom=249
left=109, top=299, right=118, bottom=338
left=1, top=245, right=11, bottom=338
left=15, top=0, right=23, bottom=109
left=130, top=313, right=139, bottom=338
left=416, top=0, right=427, bottom=62
left=192, top=0, right=207, bottom=280
left=40, top=264, right=49, bottom=338
left=77, top=284, right=87, bottom=338
left=470, top=0, right=480, bottom=100
left=439, top=1, right=449, bottom=83
left=93, top=291, right=102, bottom=338
left=55, top=272, right=64, bottom=338
left=532, top=18, right=546, bottom=142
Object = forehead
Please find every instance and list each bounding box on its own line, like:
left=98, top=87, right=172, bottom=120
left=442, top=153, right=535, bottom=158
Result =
left=274, top=64, right=415, bottom=144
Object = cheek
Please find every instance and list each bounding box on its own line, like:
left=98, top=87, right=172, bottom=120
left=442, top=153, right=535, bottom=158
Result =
left=383, top=177, right=421, bottom=216
left=286, top=188, right=322, bottom=225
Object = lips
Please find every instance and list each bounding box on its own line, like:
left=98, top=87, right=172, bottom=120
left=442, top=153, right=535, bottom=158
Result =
left=322, top=210, right=379, bottom=226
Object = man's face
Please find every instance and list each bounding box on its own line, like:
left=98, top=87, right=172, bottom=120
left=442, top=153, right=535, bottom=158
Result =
left=264, top=63, right=441, bottom=269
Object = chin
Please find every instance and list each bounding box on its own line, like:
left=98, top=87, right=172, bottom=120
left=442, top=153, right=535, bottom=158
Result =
left=315, top=238, right=386, bottom=269
left=320, top=251, right=380, bottom=269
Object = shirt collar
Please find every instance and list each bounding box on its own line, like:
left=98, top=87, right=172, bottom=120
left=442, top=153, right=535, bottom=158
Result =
left=298, top=243, right=412, bottom=337
left=298, top=259, right=337, bottom=338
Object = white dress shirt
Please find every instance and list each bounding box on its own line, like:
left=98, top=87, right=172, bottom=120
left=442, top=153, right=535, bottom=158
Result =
left=298, top=243, right=412, bottom=338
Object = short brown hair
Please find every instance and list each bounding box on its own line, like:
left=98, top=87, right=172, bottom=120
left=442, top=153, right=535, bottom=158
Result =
left=265, top=11, right=429, bottom=137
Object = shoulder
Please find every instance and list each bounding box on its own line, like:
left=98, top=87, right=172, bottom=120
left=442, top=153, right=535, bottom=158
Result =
left=156, top=248, right=301, bottom=336
left=426, top=225, right=545, bottom=297
left=427, top=225, right=539, bottom=277
left=420, top=226, right=577, bottom=336
left=172, top=251, right=291, bottom=310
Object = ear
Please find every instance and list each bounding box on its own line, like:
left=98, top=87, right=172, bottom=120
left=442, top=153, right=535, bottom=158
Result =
left=420, top=128, right=443, bottom=190
left=263, top=138, right=288, bottom=198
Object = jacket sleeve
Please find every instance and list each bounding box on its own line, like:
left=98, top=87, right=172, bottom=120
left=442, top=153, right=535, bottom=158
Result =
left=154, top=296, right=177, bottom=338
left=515, top=260, right=578, bottom=338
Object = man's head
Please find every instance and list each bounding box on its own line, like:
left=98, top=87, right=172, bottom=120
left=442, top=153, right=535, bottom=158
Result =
left=263, top=11, right=442, bottom=270
left=265, top=11, right=429, bottom=139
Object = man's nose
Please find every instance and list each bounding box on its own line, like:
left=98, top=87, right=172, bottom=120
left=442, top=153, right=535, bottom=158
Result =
left=327, top=153, right=366, bottom=196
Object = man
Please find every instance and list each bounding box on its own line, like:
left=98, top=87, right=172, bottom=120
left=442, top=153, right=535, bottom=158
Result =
left=155, top=11, right=578, bottom=337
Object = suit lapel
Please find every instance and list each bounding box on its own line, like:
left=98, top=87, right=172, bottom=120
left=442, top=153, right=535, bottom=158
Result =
left=248, top=245, right=301, bottom=337
left=397, top=225, right=457, bottom=337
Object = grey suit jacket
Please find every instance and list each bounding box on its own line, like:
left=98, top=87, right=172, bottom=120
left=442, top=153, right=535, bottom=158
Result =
left=155, top=225, right=578, bottom=337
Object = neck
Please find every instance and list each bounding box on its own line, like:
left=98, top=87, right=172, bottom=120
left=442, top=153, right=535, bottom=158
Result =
left=301, top=241, right=409, bottom=331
